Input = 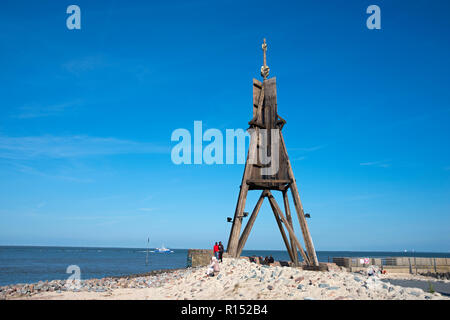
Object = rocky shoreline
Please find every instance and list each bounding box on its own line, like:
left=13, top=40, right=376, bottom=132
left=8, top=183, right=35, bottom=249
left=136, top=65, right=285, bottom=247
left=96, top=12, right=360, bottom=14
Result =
left=0, top=267, right=199, bottom=300
left=2, top=258, right=448, bottom=300
left=419, top=272, right=450, bottom=280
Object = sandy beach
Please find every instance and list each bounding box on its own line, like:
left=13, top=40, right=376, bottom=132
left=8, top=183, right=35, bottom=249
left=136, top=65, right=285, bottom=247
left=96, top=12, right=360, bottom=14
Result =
left=3, top=258, right=448, bottom=300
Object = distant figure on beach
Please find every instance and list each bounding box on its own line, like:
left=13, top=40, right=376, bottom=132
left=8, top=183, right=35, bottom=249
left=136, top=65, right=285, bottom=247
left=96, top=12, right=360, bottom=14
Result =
left=218, top=241, right=224, bottom=262
left=213, top=242, right=219, bottom=260
left=264, top=256, right=269, bottom=265
left=380, top=266, right=387, bottom=275
left=268, top=256, right=274, bottom=263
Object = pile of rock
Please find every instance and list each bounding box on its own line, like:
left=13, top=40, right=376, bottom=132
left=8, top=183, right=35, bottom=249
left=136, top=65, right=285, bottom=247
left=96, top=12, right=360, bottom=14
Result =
left=420, top=272, right=450, bottom=280
left=173, top=258, right=444, bottom=300
left=0, top=267, right=198, bottom=300
left=242, top=256, right=343, bottom=272
left=2, top=258, right=447, bottom=300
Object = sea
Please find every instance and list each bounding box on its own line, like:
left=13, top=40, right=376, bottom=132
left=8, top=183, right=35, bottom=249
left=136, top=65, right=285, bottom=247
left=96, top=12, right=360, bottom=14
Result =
left=0, top=246, right=449, bottom=286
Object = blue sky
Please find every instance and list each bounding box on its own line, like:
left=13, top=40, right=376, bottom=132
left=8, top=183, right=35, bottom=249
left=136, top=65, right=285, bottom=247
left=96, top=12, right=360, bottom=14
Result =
left=0, top=0, right=449, bottom=252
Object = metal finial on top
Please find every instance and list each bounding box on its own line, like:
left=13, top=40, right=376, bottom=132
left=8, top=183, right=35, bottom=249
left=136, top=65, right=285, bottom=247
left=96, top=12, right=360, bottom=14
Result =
left=260, top=38, right=270, bottom=80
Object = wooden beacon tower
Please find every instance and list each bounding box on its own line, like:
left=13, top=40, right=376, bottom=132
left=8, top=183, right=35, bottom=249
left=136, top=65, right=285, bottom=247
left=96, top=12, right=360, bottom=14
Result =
left=226, top=39, right=319, bottom=267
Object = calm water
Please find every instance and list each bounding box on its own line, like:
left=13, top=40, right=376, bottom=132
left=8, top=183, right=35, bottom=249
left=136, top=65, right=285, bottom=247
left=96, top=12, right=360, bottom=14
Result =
left=0, top=246, right=449, bottom=286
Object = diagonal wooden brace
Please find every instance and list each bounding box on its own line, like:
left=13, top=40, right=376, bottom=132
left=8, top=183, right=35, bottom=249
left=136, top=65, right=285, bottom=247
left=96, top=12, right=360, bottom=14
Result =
left=267, top=191, right=311, bottom=265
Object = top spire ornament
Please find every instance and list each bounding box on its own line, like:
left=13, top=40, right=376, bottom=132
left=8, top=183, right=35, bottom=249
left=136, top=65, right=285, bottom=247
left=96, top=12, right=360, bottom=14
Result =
left=260, top=38, right=270, bottom=79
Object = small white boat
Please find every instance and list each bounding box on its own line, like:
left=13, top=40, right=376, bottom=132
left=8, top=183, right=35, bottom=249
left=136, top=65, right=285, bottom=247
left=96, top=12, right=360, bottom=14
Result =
left=154, top=244, right=173, bottom=253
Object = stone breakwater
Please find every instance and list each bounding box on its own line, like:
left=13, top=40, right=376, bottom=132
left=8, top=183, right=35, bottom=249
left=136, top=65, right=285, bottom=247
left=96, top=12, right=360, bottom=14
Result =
left=420, top=272, right=450, bottom=280
left=0, top=268, right=199, bottom=300
left=2, top=258, right=449, bottom=300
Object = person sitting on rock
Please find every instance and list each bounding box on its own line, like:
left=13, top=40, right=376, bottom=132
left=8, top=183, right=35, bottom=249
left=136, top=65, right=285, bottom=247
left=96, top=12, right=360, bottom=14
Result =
left=212, top=256, right=220, bottom=272
left=268, top=256, right=274, bottom=263
left=206, top=258, right=215, bottom=277
left=206, top=256, right=220, bottom=277
left=206, top=264, right=214, bottom=277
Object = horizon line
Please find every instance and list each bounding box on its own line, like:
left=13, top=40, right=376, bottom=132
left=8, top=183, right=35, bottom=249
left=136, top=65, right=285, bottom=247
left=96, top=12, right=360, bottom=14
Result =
left=0, top=244, right=448, bottom=254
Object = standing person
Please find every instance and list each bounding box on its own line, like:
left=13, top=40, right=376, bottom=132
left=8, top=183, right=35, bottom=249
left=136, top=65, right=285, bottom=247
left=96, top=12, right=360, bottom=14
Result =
left=218, top=241, right=224, bottom=262
left=213, top=242, right=219, bottom=260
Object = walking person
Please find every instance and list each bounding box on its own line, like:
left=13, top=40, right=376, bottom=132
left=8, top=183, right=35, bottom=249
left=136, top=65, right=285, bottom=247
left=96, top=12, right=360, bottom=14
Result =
left=218, top=241, right=224, bottom=262
left=213, top=242, right=219, bottom=260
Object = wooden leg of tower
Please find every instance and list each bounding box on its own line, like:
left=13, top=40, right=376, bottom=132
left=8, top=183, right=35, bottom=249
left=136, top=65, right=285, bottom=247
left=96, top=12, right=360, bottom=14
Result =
left=283, top=189, right=298, bottom=265
left=268, top=196, right=295, bottom=263
left=236, top=190, right=267, bottom=257
left=267, top=191, right=311, bottom=265
left=226, top=184, right=249, bottom=257
left=279, top=132, right=319, bottom=267
left=289, top=183, right=318, bottom=266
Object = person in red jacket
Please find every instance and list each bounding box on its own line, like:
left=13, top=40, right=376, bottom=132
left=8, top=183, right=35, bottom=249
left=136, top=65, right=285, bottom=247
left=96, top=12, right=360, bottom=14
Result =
left=213, top=242, right=219, bottom=260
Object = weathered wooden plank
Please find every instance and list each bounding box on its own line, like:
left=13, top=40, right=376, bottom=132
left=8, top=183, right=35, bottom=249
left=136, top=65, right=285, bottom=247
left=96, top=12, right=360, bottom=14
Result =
left=250, top=78, right=264, bottom=126
left=263, top=78, right=277, bottom=129
left=247, top=179, right=292, bottom=185
left=248, top=184, right=288, bottom=191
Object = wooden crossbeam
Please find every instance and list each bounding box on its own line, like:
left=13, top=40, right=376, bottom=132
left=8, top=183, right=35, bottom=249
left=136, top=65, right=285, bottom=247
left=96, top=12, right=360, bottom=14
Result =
left=247, top=179, right=292, bottom=185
